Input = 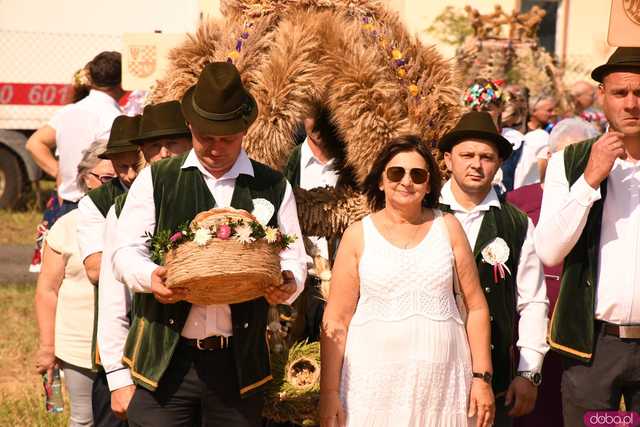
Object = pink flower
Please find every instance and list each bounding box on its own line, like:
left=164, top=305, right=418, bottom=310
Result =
left=217, top=224, right=232, bottom=240
left=169, top=231, right=184, bottom=243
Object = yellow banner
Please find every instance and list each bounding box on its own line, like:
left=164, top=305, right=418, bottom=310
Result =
left=122, top=33, right=186, bottom=91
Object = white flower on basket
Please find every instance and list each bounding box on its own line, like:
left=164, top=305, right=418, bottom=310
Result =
left=235, top=223, right=255, bottom=244
left=252, top=198, right=275, bottom=226
left=193, top=228, right=212, bottom=246
left=264, top=226, right=279, bottom=243
left=481, top=237, right=511, bottom=283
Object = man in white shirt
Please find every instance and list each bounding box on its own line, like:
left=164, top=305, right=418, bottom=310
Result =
left=112, top=62, right=306, bottom=426
left=283, top=101, right=340, bottom=342
left=535, top=47, right=640, bottom=424
left=96, top=100, right=192, bottom=421
left=438, top=111, right=549, bottom=427
left=26, top=51, right=124, bottom=206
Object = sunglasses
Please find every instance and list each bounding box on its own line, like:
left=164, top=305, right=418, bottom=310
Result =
left=89, top=172, right=116, bottom=184
left=385, top=166, right=429, bottom=184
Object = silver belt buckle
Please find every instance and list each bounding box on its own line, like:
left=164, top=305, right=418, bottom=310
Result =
left=619, top=325, right=640, bottom=339
left=196, top=338, right=205, bottom=350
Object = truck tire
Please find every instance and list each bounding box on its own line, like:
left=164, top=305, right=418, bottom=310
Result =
left=0, top=146, right=26, bottom=209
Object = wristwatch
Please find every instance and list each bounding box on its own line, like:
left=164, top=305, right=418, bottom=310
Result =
left=472, top=372, right=493, bottom=384
left=517, top=370, right=542, bottom=386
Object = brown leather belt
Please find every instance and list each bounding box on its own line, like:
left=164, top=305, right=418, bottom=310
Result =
left=601, top=322, right=640, bottom=339
left=181, top=335, right=232, bottom=350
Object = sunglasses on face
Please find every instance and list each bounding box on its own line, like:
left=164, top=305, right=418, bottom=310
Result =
left=385, top=166, right=429, bottom=184
left=89, top=172, right=116, bottom=184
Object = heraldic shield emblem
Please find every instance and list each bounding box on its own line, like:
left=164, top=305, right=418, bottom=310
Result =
left=625, top=0, right=640, bottom=25
left=128, top=45, right=157, bottom=79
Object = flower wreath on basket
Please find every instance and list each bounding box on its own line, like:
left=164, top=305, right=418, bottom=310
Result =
left=146, top=199, right=296, bottom=264
left=144, top=200, right=298, bottom=306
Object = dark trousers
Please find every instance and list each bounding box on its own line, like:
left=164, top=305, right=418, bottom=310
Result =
left=92, top=370, right=128, bottom=427
left=561, top=322, right=640, bottom=427
left=127, top=341, right=264, bottom=427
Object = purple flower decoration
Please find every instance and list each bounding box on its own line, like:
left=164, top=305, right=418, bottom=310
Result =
left=241, top=32, right=249, bottom=39
left=170, top=231, right=184, bottom=243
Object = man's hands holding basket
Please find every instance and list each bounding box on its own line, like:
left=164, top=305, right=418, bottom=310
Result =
left=150, top=266, right=296, bottom=305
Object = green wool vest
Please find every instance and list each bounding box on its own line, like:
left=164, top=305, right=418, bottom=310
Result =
left=87, top=180, right=127, bottom=371
left=122, top=153, right=287, bottom=395
left=439, top=202, right=528, bottom=395
left=548, top=138, right=603, bottom=362
left=87, top=179, right=126, bottom=217
left=283, top=144, right=302, bottom=187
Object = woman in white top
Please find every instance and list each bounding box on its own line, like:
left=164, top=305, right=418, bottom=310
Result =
left=320, top=136, right=494, bottom=427
left=35, top=139, right=115, bottom=427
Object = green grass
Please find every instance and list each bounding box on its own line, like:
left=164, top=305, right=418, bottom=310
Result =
left=0, top=284, right=69, bottom=426
left=0, top=209, right=42, bottom=245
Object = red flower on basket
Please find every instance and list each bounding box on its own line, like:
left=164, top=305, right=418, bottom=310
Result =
left=217, top=224, right=232, bottom=240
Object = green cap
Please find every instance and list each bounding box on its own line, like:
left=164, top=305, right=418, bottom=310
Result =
left=131, top=100, right=191, bottom=144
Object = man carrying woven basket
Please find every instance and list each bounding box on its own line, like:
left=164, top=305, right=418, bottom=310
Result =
left=112, top=62, right=307, bottom=426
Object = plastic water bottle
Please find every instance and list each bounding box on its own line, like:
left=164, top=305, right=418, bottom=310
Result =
left=43, top=367, right=64, bottom=413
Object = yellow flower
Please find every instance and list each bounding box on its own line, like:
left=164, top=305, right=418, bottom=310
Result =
left=264, top=227, right=279, bottom=243
left=391, top=49, right=403, bottom=60
left=362, top=23, right=374, bottom=31
left=227, top=51, right=240, bottom=60
left=408, top=84, right=419, bottom=96
left=397, top=68, right=406, bottom=78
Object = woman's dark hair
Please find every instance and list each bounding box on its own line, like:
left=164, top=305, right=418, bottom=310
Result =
left=363, top=135, right=442, bottom=211
left=88, top=51, right=122, bottom=88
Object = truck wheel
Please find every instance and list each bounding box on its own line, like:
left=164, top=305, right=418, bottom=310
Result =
left=0, top=146, right=26, bottom=209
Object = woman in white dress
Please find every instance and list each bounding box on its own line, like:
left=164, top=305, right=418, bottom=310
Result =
left=320, top=136, right=495, bottom=427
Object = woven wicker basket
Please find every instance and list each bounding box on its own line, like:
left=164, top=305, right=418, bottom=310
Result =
left=164, top=209, right=282, bottom=305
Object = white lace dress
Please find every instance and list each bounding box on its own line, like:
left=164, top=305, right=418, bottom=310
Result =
left=340, top=211, right=474, bottom=427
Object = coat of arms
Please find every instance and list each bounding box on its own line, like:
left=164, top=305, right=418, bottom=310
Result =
left=625, top=0, right=640, bottom=25
left=128, top=45, right=157, bottom=79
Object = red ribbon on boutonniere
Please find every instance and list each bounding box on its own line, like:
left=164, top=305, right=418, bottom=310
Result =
left=481, top=237, right=512, bottom=284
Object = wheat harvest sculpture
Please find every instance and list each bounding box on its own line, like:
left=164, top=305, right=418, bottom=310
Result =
left=149, top=0, right=462, bottom=239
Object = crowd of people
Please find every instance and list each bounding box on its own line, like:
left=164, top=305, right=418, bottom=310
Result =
left=25, top=44, right=640, bottom=427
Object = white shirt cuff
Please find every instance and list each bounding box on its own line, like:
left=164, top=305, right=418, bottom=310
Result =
left=136, top=260, right=159, bottom=292
left=570, top=175, right=602, bottom=207
left=105, top=368, right=134, bottom=391
left=517, top=348, right=545, bottom=373
left=280, top=260, right=306, bottom=305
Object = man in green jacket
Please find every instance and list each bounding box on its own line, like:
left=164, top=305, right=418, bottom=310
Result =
left=535, top=47, right=640, bottom=425
left=438, top=111, right=549, bottom=427
left=112, top=62, right=307, bottom=426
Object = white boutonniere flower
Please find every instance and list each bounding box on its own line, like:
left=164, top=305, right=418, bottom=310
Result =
left=251, top=198, right=275, bottom=226
left=481, top=237, right=511, bottom=283
left=193, top=228, right=212, bottom=247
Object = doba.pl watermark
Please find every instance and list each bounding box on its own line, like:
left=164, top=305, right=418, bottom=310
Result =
left=584, top=411, right=640, bottom=426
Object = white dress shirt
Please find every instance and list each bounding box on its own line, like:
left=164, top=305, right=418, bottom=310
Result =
left=535, top=152, right=640, bottom=325
left=440, top=180, right=549, bottom=372
left=299, top=139, right=339, bottom=260
left=97, top=206, right=133, bottom=391
left=113, top=149, right=307, bottom=339
left=49, top=90, right=122, bottom=202
left=76, top=180, right=127, bottom=262
left=514, top=129, right=550, bottom=190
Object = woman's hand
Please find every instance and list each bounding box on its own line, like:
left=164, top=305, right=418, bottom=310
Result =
left=469, top=378, right=495, bottom=427
left=35, top=345, right=57, bottom=384
left=319, top=390, right=346, bottom=427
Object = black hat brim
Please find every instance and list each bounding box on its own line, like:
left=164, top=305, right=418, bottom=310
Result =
left=591, top=64, right=640, bottom=83
left=438, top=129, right=513, bottom=160
left=181, top=85, right=259, bottom=136
left=98, top=143, right=139, bottom=159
